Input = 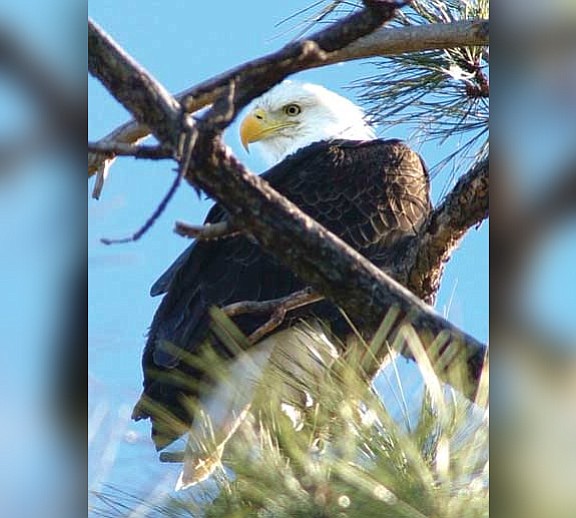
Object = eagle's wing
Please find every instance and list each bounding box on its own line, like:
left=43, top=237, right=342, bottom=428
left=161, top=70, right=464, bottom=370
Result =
left=263, top=138, right=430, bottom=256
left=133, top=139, right=431, bottom=449
left=149, top=204, right=228, bottom=298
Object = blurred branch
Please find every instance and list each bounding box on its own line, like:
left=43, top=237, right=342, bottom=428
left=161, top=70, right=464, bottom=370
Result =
left=0, top=26, right=83, bottom=149
left=89, top=9, right=487, bottom=401
left=493, top=160, right=576, bottom=326
left=159, top=451, right=184, bottom=463
left=0, top=25, right=84, bottom=177
left=0, top=131, right=51, bottom=176
left=533, top=164, right=576, bottom=232
left=88, top=18, right=488, bottom=182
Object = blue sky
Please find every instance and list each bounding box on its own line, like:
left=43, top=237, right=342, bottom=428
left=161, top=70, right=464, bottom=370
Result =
left=88, top=0, right=488, bottom=502
left=0, top=2, right=80, bottom=515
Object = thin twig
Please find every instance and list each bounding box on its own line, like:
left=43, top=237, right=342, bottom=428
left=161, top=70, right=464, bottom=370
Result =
left=222, top=288, right=324, bottom=344
left=174, top=220, right=237, bottom=240
left=248, top=309, right=288, bottom=344
left=88, top=141, right=173, bottom=159
left=99, top=166, right=182, bottom=244
left=99, top=119, right=198, bottom=245
left=159, top=451, right=184, bottom=463
left=223, top=288, right=323, bottom=317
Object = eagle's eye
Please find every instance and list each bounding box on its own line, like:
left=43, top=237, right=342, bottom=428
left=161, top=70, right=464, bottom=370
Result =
left=283, top=104, right=301, bottom=116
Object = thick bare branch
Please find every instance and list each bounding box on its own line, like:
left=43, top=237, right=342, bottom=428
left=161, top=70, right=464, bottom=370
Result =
left=392, top=157, right=489, bottom=303
left=88, top=18, right=488, bottom=177
left=192, top=138, right=486, bottom=399
left=326, top=19, right=488, bottom=64
left=88, top=19, right=181, bottom=148
left=183, top=1, right=410, bottom=126
left=88, top=0, right=405, bottom=177
left=88, top=11, right=487, bottom=400
left=493, top=159, right=575, bottom=326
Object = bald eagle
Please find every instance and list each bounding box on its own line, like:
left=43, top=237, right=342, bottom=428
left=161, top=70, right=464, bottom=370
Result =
left=132, top=80, right=431, bottom=489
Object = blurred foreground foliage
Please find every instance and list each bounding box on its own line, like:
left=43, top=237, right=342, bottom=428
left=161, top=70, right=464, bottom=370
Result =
left=91, top=314, right=488, bottom=517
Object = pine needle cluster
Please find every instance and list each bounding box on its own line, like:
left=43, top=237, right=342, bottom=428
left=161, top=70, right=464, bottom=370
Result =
left=91, top=314, right=488, bottom=517
left=202, top=321, right=488, bottom=518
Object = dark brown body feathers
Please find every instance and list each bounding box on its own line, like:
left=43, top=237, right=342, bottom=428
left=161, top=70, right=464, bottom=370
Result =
left=133, top=139, right=431, bottom=449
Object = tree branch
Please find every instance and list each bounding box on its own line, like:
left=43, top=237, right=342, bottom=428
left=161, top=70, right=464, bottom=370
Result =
left=192, top=137, right=486, bottom=399
left=88, top=18, right=183, bottom=198
left=88, top=18, right=489, bottom=180
left=0, top=25, right=82, bottom=144
left=392, top=157, right=489, bottom=303
left=492, top=159, right=575, bottom=327
left=88, top=142, right=173, bottom=159
left=326, top=19, right=488, bottom=64
left=88, top=6, right=487, bottom=401
left=223, top=288, right=322, bottom=318
left=174, top=220, right=238, bottom=240
left=88, top=20, right=181, bottom=149
left=0, top=131, right=52, bottom=176
left=221, top=288, right=324, bottom=343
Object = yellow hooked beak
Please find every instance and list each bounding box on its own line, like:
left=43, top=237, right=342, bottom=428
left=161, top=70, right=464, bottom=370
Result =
left=239, top=108, right=295, bottom=152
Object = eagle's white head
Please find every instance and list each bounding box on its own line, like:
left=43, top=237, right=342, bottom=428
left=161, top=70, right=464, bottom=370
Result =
left=239, top=80, right=376, bottom=165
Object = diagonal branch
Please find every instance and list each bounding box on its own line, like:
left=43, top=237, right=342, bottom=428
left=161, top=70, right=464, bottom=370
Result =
left=392, top=157, right=489, bottom=303
left=492, top=159, right=575, bottom=327
left=89, top=8, right=487, bottom=401
left=182, top=0, right=407, bottom=128
left=190, top=135, right=487, bottom=400
left=88, top=19, right=181, bottom=148
left=0, top=25, right=82, bottom=144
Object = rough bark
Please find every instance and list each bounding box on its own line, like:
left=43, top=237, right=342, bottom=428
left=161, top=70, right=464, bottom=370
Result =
left=88, top=4, right=488, bottom=401
left=327, top=19, right=488, bottom=64
left=393, top=157, right=489, bottom=303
